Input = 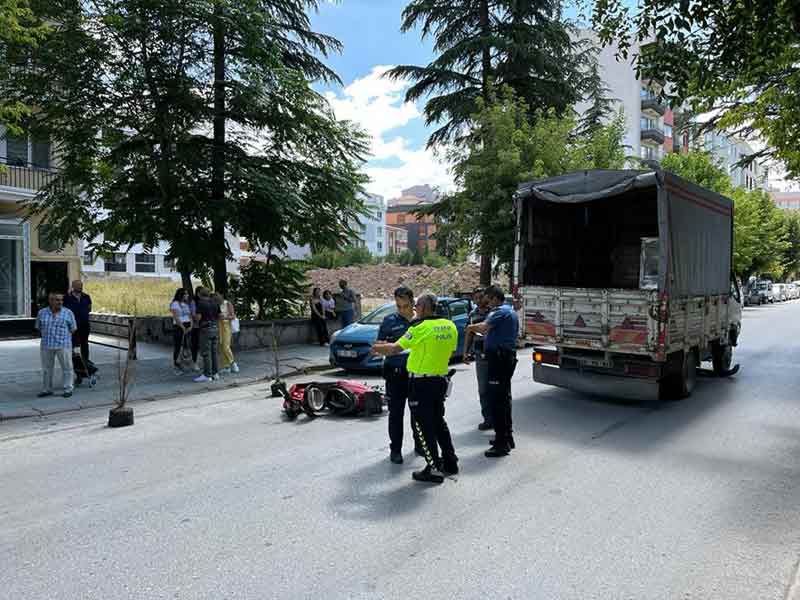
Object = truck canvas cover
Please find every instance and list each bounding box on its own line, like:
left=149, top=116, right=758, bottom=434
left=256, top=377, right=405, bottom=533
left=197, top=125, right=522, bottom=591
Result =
left=516, top=169, right=733, bottom=297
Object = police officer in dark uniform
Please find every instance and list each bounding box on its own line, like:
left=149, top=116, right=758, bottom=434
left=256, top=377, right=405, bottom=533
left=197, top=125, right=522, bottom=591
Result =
left=377, top=287, right=422, bottom=464
left=466, top=285, right=519, bottom=457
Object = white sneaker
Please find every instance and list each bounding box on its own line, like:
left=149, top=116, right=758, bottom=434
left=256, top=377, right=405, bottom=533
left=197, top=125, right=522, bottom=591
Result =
left=193, top=375, right=210, bottom=383
left=231, top=363, right=240, bottom=373
left=192, top=362, right=201, bottom=372
left=212, top=374, right=220, bottom=381
left=220, top=368, right=231, bottom=375
left=174, top=368, right=183, bottom=376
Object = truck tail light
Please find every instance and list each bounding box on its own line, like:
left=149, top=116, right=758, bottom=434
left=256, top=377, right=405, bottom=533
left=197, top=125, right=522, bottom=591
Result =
left=534, top=349, right=559, bottom=365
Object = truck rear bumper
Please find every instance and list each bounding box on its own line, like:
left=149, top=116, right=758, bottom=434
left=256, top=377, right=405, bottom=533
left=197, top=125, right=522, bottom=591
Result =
left=533, top=363, right=659, bottom=402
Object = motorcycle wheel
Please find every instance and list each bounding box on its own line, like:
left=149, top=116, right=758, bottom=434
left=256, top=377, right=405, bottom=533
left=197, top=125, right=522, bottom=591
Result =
left=303, top=385, right=326, bottom=416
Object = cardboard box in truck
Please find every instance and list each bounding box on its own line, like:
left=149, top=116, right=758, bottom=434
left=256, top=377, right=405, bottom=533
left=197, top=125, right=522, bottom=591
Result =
left=513, top=169, right=742, bottom=401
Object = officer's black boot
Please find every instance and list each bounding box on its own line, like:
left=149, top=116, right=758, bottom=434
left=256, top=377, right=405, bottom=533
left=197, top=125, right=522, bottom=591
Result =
left=489, top=435, right=515, bottom=449
left=412, top=465, right=445, bottom=484
left=485, top=443, right=511, bottom=458
left=439, top=456, right=459, bottom=476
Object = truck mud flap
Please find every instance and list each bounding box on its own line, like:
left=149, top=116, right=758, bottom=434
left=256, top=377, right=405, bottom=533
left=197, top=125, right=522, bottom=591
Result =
left=697, top=364, right=740, bottom=378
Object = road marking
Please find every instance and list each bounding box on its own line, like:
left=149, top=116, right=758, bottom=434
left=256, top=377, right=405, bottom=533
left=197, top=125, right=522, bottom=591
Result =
left=785, top=557, right=800, bottom=600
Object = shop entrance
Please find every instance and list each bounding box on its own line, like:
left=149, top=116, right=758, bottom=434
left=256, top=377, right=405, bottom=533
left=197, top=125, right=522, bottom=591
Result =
left=30, top=261, right=68, bottom=316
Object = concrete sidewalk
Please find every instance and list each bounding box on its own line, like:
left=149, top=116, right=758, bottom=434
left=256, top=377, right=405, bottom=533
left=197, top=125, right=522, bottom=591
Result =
left=0, top=337, right=333, bottom=420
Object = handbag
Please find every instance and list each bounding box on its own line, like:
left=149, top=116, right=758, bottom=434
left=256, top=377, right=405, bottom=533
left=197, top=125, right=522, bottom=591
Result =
left=230, top=318, right=241, bottom=334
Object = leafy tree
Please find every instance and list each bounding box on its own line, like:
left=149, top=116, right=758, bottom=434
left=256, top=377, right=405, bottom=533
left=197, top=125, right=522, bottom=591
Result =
left=388, top=0, right=586, bottom=284
left=575, top=47, right=616, bottom=137
left=229, top=258, right=308, bottom=320
left=388, top=0, right=585, bottom=147
left=592, top=0, right=800, bottom=178
left=0, top=0, right=49, bottom=135
left=425, top=86, right=627, bottom=280
left=660, top=151, right=732, bottom=195
left=3, top=0, right=368, bottom=294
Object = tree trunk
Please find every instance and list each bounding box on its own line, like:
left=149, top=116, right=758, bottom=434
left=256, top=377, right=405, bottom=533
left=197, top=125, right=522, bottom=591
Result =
left=211, top=1, right=228, bottom=295
left=180, top=270, right=193, bottom=293
left=480, top=254, right=491, bottom=286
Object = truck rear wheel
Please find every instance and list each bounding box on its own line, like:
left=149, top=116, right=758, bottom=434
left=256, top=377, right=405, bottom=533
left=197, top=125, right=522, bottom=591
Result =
left=659, top=350, right=697, bottom=401
left=712, top=344, right=732, bottom=375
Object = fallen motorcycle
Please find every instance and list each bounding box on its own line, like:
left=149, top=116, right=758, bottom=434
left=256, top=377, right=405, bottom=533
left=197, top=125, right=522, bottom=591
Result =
left=277, top=380, right=385, bottom=420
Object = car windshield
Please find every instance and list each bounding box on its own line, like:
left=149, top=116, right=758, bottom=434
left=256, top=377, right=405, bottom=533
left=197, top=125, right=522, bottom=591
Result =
left=757, top=283, right=770, bottom=290
left=359, top=304, right=397, bottom=325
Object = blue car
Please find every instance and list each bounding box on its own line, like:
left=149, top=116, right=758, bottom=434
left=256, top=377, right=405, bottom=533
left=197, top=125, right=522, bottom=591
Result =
left=329, top=297, right=473, bottom=372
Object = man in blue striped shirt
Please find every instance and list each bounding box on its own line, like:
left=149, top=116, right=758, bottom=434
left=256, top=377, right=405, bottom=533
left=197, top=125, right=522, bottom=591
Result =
left=36, top=292, right=77, bottom=398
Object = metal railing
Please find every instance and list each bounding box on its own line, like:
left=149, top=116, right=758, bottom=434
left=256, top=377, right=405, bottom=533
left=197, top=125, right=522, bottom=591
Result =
left=88, top=317, right=138, bottom=360
left=0, top=156, right=58, bottom=191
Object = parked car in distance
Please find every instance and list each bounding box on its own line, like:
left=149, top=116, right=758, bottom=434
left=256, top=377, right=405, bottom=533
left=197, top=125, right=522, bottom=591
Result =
left=788, top=283, right=799, bottom=300
left=329, top=297, right=472, bottom=372
left=773, top=283, right=787, bottom=302
left=748, top=280, right=773, bottom=305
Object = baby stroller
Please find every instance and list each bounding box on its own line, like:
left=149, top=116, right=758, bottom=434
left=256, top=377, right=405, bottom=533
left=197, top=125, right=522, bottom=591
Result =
left=73, top=352, right=98, bottom=388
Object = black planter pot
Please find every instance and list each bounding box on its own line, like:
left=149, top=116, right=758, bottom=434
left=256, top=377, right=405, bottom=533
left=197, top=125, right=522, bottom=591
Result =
left=108, top=406, right=134, bottom=428
left=270, top=381, right=286, bottom=398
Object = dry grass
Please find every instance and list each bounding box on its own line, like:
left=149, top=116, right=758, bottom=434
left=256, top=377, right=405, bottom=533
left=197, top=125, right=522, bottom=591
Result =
left=86, top=277, right=181, bottom=316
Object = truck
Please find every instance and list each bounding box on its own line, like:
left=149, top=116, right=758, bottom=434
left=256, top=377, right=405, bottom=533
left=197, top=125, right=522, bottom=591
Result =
left=513, top=169, right=742, bottom=401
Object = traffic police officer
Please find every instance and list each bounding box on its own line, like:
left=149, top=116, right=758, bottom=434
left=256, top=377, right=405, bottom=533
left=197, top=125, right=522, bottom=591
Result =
left=377, top=286, right=423, bottom=464
left=372, top=293, right=458, bottom=484
left=466, top=285, right=518, bottom=457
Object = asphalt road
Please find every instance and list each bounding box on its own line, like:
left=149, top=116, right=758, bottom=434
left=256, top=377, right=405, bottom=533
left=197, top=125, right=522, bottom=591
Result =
left=2, top=302, right=800, bottom=600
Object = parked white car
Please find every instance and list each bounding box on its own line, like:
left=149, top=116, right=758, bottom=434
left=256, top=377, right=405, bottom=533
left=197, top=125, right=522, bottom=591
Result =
left=788, top=283, right=799, bottom=300
left=773, top=283, right=788, bottom=302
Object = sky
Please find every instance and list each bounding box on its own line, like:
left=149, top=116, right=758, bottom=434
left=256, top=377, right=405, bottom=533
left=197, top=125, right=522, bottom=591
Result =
left=310, top=1, right=449, bottom=201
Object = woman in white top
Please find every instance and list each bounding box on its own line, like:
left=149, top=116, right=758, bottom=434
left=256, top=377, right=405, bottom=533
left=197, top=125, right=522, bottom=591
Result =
left=215, top=292, right=239, bottom=374
left=170, top=288, right=193, bottom=373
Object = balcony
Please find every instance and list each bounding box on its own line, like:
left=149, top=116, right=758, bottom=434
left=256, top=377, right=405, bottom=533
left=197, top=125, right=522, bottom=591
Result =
left=641, top=128, right=665, bottom=145
left=641, top=97, right=666, bottom=117
left=0, top=157, right=58, bottom=193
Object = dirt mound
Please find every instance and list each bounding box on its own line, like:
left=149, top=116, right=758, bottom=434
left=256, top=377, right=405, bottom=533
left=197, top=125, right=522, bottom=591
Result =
left=306, top=263, right=481, bottom=299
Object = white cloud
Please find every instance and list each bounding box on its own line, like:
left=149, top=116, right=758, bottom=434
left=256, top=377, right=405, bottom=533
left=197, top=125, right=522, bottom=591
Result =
left=324, top=65, right=453, bottom=200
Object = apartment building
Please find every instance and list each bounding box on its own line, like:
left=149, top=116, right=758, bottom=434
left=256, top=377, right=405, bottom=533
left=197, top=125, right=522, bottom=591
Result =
left=0, top=129, right=82, bottom=332
left=386, top=193, right=437, bottom=254
left=575, top=31, right=674, bottom=164
left=385, top=225, right=409, bottom=255
left=81, top=235, right=241, bottom=280
left=690, top=129, right=769, bottom=192
left=771, top=192, right=800, bottom=211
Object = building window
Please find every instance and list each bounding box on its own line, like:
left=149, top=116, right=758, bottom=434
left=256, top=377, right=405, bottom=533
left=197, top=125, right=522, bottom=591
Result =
left=83, top=251, right=94, bottom=265
left=37, top=224, right=62, bottom=253
left=0, top=220, right=26, bottom=316
left=640, top=145, right=660, bottom=161
left=163, top=257, right=176, bottom=271
left=397, top=214, right=406, bottom=224
left=6, top=134, right=28, bottom=166
left=376, top=211, right=382, bottom=221
left=377, top=241, right=383, bottom=252
left=105, top=253, right=127, bottom=272
left=377, top=226, right=383, bottom=237
left=640, top=117, right=660, bottom=131
left=31, top=139, right=51, bottom=169
left=135, top=253, right=155, bottom=273
left=664, top=124, right=673, bottom=138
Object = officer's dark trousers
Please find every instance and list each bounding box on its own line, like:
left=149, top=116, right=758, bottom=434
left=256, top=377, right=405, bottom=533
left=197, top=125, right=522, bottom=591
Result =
left=408, top=376, right=456, bottom=468
left=384, top=367, right=421, bottom=453
left=487, top=348, right=517, bottom=447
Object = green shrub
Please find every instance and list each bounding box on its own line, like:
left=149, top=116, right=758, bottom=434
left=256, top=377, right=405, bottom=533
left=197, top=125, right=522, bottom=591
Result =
left=423, top=251, right=447, bottom=268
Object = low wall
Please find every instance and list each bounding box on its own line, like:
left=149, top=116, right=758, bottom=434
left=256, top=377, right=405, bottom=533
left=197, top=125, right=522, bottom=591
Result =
left=90, top=313, right=347, bottom=350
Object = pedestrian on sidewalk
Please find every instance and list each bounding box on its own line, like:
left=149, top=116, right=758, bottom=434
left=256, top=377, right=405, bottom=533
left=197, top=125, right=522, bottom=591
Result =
left=338, top=279, right=357, bottom=328
left=321, top=290, right=336, bottom=320
left=372, top=293, right=459, bottom=485
left=64, top=280, right=92, bottom=362
left=35, top=291, right=77, bottom=399
left=309, top=287, right=329, bottom=346
left=194, top=287, right=221, bottom=383
left=170, top=288, right=193, bottom=374
left=377, top=286, right=423, bottom=464
left=462, top=287, right=492, bottom=431
left=189, top=287, right=202, bottom=371
left=466, top=285, right=519, bottom=458
left=215, top=292, right=239, bottom=374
